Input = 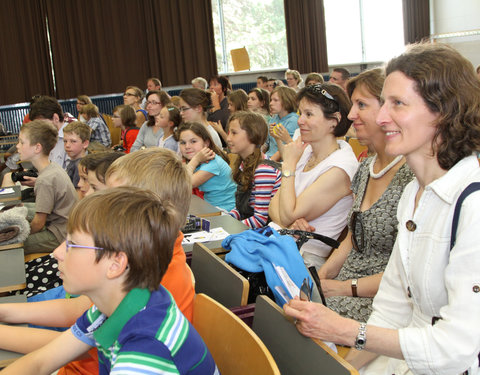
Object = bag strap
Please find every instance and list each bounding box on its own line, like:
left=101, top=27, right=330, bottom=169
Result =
left=450, top=182, right=480, bottom=250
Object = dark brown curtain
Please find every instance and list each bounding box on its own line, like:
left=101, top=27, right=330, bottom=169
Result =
left=0, top=0, right=54, bottom=104
left=402, top=0, right=430, bottom=44
left=148, top=0, right=218, bottom=86
left=45, top=0, right=217, bottom=99
left=283, top=0, right=328, bottom=73
left=45, top=0, right=153, bottom=98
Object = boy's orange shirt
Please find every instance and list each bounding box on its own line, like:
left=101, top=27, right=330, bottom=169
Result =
left=58, top=232, right=194, bottom=375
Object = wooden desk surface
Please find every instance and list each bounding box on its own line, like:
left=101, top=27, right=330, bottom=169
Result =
left=0, top=185, right=21, bottom=203
left=188, top=195, right=222, bottom=218
left=0, top=248, right=26, bottom=293
left=183, top=214, right=248, bottom=253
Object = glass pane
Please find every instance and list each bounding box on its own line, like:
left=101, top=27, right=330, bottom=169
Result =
left=324, top=0, right=363, bottom=65
left=362, top=0, right=405, bottom=62
left=212, top=0, right=288, bottom=73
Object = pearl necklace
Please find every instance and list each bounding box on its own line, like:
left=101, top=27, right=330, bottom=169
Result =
left=369, top=154, right=403, bottom=179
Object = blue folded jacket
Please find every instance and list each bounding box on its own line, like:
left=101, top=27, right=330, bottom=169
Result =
left=223, top=227, right=312, bottom=306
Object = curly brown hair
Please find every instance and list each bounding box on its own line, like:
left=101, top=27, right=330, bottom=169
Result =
left=386, top=43, right=480, bottom=170
left=228, top=111, right=269, bottom=191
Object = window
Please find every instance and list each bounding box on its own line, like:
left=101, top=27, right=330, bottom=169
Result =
left=324, top=0, right=405, bottom=65
left=211, top=0, right=288, bottom=73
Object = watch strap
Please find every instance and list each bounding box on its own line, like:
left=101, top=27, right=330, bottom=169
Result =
left=355, top=322, right=367, bottom=350
left=351, top=278, right=358, bottom=297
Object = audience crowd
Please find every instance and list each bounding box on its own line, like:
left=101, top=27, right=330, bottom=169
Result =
left=1, top=42, right=480, bottom=375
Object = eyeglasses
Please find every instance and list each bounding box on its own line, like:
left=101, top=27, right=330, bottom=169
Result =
left=123, top=92, right=136, bottom=97
left=146, top=100, right=161, bottom=106
left=349, top=211, right=364, bottom=252
left=66, top=239, right=104, bottom=253
left=308, top=84, right=337, bottom=103
left=179, top=106, right=192, bottom=113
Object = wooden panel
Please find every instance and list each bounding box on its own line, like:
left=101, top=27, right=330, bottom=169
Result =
left=253, top=295, right=359, bottom=375
left=0, top=248, right=26, bottom=293
left=191, top=243, right=249, bottom=308
left=193, top=293, right=279, bottom=375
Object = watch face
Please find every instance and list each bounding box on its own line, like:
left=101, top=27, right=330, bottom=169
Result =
left=357, top=338, right=365, bottom=345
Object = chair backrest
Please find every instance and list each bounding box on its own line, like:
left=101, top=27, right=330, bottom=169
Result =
left=191, top=242, right=249, bottom=307
left=252, top=295, right=360, bottom=375
left=230, top=47, right=250, bottom=72
left=193, top=293, right=280, bottom=375
left=347, top=137, right=367, bottom=159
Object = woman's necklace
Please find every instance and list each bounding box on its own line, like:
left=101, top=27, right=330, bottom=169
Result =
left=305, top=144, right=339, bottom=170
left=369, top=154, right=403, bottom=179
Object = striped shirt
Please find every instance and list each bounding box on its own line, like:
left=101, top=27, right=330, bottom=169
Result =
left=230, top=162, right=282, bottom=228
left=72, top=287, right=218, bottom=375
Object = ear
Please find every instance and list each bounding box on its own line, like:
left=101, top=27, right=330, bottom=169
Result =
left=330, top=112, right=341, bottom=129
left=106, top=251, right=129, bottom=280
left=34, top=142, right=43, bottom=154
left=83, top=140, right=90, bottom=149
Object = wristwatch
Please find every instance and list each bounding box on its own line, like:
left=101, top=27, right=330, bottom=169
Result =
left=351, top=278, right=358, bottom=297
left=283, top=170, right=295, bottom=178
left=355, top=322, right=367, bottom=350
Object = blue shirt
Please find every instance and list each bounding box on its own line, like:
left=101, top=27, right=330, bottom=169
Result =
left=266, top=112, right=299, bottom=157
left=72, top=287, right=218, bottom=375
left=196, top=154, right=236, bottom=211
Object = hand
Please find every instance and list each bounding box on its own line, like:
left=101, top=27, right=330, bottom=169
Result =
left=269, top=123, right=278, bottom=138
left=282, top=137, right=307, bottom=170
left=210, top=91, right=220, bottom=111
left=210, top=120, right=223, bottom=133
left=289, top=218, right=315, bottom=232
left=193, top=147, right=216, bottom=164
left=21, top=176, right=37, bottom=187
left=275, top=124, right=292, bottom=144
left=283, top=298, right=348, bottom=343
left=319, top=279, right=350, bottom=298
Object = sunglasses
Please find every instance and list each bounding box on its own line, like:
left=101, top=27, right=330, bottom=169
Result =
left=350, top=211, right=364, bottom=252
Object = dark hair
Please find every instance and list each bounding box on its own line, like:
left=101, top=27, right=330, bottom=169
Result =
left=297, top=83, right=352, bottom=137
left=180, top=88, right=212, bottom=112
left=386, top=43, right=480, bottom=169
left=333, top=67, right=351, bottom=80
left=68, top=187, right=178, bottom=292
left=228, top=111, right=269, bottom=191
left=227, top=89, right=248, bottom=112
left=209, top=75, right=231, bottom=95
left=165, top=105, right=182, bottom=129
left=146, top=90, right=171, bottom=127
left=257, top=76, right=268, bottom=83
left=346, top=68, right=385, bottom=103
left=29, top=96, right=64, bottom=122
left=248, top=88, right=270, bottom=112
left=176, top=122, right=229, bottom=164
left=79, top=151, right=124, bottom=184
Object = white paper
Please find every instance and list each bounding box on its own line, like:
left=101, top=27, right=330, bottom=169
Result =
left=0, top=188, right=15, bottom=195
left=182, top=227, right=230, bottom=244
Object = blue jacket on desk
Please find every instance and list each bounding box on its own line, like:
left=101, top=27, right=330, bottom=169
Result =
left=223, top=227, right=311, bottom=306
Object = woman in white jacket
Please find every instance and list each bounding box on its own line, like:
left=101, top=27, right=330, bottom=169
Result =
left=284, top=43, right=480, bottom=374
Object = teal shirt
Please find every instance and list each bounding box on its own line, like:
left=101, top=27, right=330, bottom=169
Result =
left=196, top=154, right=236, bottom=211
